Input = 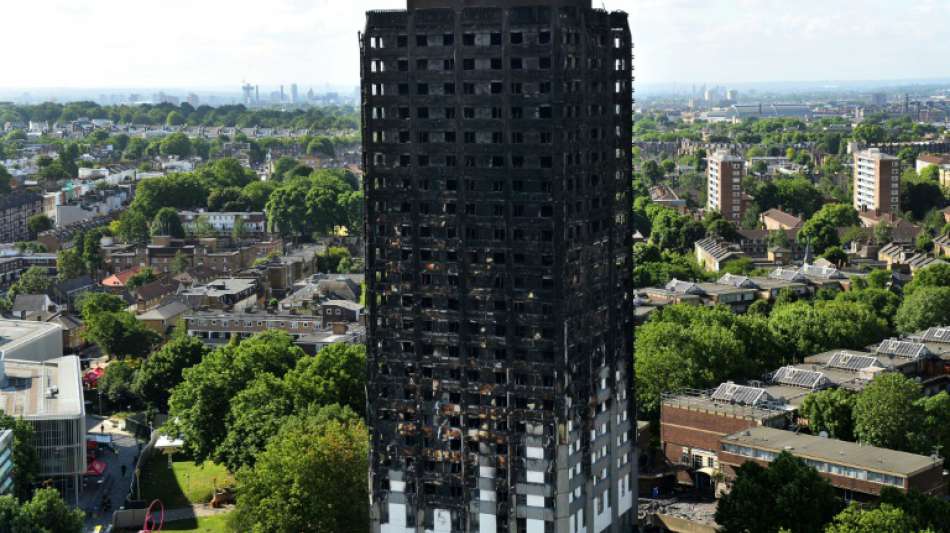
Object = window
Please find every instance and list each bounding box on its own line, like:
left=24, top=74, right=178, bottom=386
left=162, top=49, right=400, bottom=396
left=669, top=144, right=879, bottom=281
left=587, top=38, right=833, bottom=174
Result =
left=443, top=33, right=454, bottom=46
left=539, top=31, right=551, bottom=44
left=463, top=33, right=475, bottom=46
left=416, top=34, right=428, bottom=47
left=491, top=32, right=502, bottom=45
left=511, top=32, right=523, bottom=44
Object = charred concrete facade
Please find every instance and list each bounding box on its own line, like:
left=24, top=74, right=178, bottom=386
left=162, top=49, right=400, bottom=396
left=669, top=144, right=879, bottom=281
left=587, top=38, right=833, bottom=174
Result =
left=361, top=1, right=635, bottom=532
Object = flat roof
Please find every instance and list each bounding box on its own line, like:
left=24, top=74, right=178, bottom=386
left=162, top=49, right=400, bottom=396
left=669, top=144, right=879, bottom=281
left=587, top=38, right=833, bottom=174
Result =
left=722, top=426, right=940, bottom=477
left=0, top=356, right=84, bottom=420
left=0, top=320, right=61, bottom=353
left=662, top=392, right=789, bottom=421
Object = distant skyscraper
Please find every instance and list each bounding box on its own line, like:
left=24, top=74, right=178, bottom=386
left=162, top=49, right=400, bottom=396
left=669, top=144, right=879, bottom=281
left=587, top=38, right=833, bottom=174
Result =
left=280, top=85, right=285, bottom=102
left=707, top=151, right=746, bottom=225
left=853, top=148, right=900, bottom=214
left=362, top=1, right=636, bottom=532
left=291, top=83, right=299, bottom=103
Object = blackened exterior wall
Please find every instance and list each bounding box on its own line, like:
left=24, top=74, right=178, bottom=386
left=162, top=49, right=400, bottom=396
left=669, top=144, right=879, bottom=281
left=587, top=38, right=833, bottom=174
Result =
left=362, top=3, right=634, bottom=532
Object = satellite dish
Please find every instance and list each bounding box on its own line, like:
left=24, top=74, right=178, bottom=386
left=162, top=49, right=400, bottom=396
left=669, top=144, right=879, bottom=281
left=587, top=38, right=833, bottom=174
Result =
left=819, top=431, right=829, bottom=438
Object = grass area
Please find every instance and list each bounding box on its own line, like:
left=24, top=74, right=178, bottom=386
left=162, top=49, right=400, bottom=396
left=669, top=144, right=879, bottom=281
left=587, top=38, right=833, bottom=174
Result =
left=139, top=456, right=234, bottom=508
left=162, top=513, right=232, bottom=532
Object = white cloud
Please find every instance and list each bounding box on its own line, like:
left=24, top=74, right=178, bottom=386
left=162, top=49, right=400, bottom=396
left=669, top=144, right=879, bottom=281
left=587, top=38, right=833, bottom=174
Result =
left=1, top=0, right=946, bottom=89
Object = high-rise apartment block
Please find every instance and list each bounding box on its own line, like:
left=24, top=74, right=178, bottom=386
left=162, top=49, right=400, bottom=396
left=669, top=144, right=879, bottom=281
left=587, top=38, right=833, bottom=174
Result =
left=853, top=148, right=900, bottom=214
left=361, top=1, right=635, bottom=532
left=706, top=151, right=745, bottom=224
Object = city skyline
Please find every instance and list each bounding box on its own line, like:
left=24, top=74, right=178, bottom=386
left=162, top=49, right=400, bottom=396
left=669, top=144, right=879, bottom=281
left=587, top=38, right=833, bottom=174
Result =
left=3, top=0, right=948, bottom=91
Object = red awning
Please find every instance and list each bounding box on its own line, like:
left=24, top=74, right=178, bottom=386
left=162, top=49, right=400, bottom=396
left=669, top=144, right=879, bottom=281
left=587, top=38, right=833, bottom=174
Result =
left=85, top=459, right=107, bottom=476
left=83, top=368, right=104, bottom=386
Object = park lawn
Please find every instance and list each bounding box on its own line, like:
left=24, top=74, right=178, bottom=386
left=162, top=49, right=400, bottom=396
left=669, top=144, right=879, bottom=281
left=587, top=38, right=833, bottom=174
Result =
left=162, top=513, right=232, bottom=532
left=139, top=456, right=234, bottom=508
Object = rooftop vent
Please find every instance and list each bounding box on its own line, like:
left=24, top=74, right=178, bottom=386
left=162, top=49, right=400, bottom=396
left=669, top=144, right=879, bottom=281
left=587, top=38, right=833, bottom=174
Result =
left=45, top=386, right=59, bottom=399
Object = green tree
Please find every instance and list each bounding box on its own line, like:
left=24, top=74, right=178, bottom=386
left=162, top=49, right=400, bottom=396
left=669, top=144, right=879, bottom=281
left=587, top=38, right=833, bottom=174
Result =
left=125, top=267, right=157, bottom=290
left=216, top=373, right=294, bottom=472
left=271, top=156, right=298, bottom=180
left=7, top=266, right=52, bottom=299
left=866, top=269, right=891, bottom=290
left=232, top=410, right=369, bottom=533
left=98, top=359, right=141, bottom=408
left=317, top=247, right=351, bottom=273
left=821, top=246, right=848, bottom=267
left=81, top=227, right=105, bottom=273
left=715, top=452, right=841, bottom=533
left=0, top=487, right=85, bottom=533
left=26, top=214, right=53, bottom=238
left=853, top=373, right=921, bottom=450
left=192, top=214, right=216, bottom=237
left=767, top=300, right=886, bottom=360
left=902, top=263, right=950, bottom=296
left=284, top=343, right=367, bottom=415
left=799, top=204, right=858, bottom=254
left=835, top=288, right=901, bottom=332
left=170, top=251, right=190, bottom=274
left=231, top=215, right=248, bottom=240
left=76, top=291, right=125, bottom=316
left=0, top=413, right=39, bottom=501
left=635, top=319, right=746, bottom=415
left=159, top=132, right=193, bottom=158
left=116, top=209, right=151, bottom=244
left=800, top=388, right=855, bottom=440
left=895, top=287, right=950, bottom=334
left=168, top=331, right=305, bottom=462
left=165, top=110, right=185, bottom=126
left=82, top=310, right=160, bottom=358
left=206, top=186, right=246, bottom=212
left=56, top=248, right=85, bottom=280
left=150, top=207, right=185, bottom=238
left=132, top=335, right=210, bottom=412
left=911, top=392, right=950, bottom=467
left=825, top=504, right=916, bottom=533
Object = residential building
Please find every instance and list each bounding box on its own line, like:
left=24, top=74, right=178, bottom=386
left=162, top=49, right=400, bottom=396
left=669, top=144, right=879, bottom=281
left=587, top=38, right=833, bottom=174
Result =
left=914, top=153, right=950, bottom=174
left=136, top=300, right=191, bottom=337
left=0, top=192, right=43, bottom=243
left=660, top=385, right=792, bottom=488
left=0, top=429, right=12, bottom=495
left=11, top=294, right=59, bottom=321
left=179, top=211, right=267, bottom=235
left=853, top=148, right=900, bottom=214
left=318, top=299, right=365, bottom=327
left=707, top=151, right=746, bottom=224
left=0, top=319, right=63, bottom=362
left=0, top=253, right=57, bottom=287
left=694, top=238, right=744, bottom=272
left=0, top=356, right=86, bottom=502
left=46, top=314, right=86, bottom=355
left=759, top=208, right=803, bottom=231
left=648, top=185, right=687, bottom=213
left=180, top=278, right=258, bottom=311
left=719, top=427, right=945, bottom=499
left=183, top=311, right=364, bottom=354
left=362, top=2, right=636, bottom=532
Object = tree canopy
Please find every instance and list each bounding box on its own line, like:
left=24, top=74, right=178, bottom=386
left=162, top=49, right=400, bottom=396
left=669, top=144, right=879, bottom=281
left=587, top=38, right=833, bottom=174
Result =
left=715, top=451, right=841, bottom=533
left=231, top=407, right=369, bottom=533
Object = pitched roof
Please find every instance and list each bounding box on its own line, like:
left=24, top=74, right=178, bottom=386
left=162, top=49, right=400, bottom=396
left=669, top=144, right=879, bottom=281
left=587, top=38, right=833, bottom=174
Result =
left=135, top=277, right=181, bottom=302
left=695, top=238, right=741, bottom=262
left=875, top=339, right=931, bottom=359
left=761, top=208, right=803, bottom=228
left=54, top=275, right=96, bottom=294
left=717, top=273, right=759, bottom=289
left=710, top=382, right=775, bottom=407
left=772, top=366, right=832, bottom=390
left=912, top=326, right=950, bottom=344
left=664, top=278, right=706, bottom=296
left=46, top=313, right=82, bottom=330
left=12, top=294, right=49, bottom=312
left=321, top=300, right=365, bottom=312
left=316, top=278, right=360, bottom=301
left=101, top=266, right=142, bottom=287
left=137, top=300, right=190, bottom=321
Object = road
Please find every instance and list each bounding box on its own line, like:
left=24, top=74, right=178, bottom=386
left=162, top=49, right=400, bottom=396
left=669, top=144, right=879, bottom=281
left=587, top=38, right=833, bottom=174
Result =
left=81, top=415, right=143, bottom=533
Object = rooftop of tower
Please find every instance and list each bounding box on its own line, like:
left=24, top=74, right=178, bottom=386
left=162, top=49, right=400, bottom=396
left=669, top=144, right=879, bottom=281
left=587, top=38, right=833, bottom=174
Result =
left=408, top=0, right=592, bottom=9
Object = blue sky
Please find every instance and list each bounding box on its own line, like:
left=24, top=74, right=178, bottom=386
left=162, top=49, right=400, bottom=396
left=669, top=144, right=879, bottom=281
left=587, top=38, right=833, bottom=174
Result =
left=3, top=0, right=948, bottom=89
